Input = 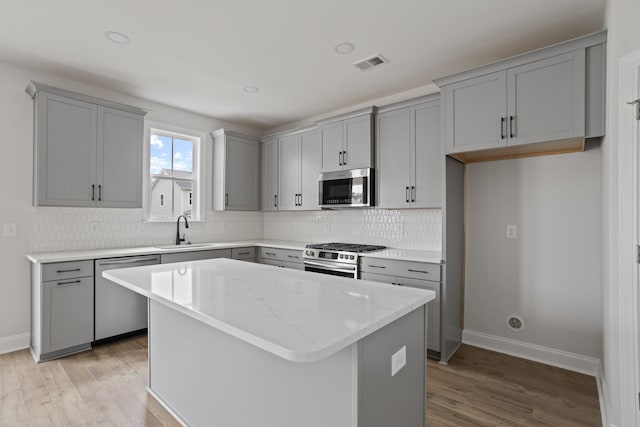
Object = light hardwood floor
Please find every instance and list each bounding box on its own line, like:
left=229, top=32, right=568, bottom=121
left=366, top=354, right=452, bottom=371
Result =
left=0, top=337, right=600, bottom=426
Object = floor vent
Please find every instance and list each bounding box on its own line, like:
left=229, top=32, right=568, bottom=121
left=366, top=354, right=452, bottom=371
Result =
left=352, top=54, right=389, bottom=71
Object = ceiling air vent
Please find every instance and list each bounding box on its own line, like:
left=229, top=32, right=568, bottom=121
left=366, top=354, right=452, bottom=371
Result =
left=352, top=54, right=389, bottom=71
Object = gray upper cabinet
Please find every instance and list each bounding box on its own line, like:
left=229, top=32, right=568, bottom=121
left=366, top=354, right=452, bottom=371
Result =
left=506, top=50, right=585, bottom=146
left=212, top=129, right=260, bottom=211
left=444, top=71, right=507, bottom=153
left=97, top=106, right=144, bottom=207
left=377, top=96, right=441, bottom=208
left=261, top=137, right=279, bottom=211
left=27, top=81, right=146, bottom=207
left=435, top=31, right=606, bottom=159
left=318, top=107, right=375, bottom=172
left=278, top=129, right=321, bottom=210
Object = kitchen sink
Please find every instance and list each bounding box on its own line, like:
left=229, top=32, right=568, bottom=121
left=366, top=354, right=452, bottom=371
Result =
left=153, top=243, right=215, bottom=250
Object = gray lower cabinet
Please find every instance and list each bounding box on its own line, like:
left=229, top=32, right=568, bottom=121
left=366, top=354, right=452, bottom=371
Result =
left=160, top=248, right=232, bottom=264
left=27, top=81, right=146, bottom=207
left=31, top=260, right=94, bottom=362
left=376, top=96, right=442, bottom=208
left=212, top=129, right=260, bottom=211
left=259, top=247, right=304, bottom=270
left=231, top=247, right=257, bottom=262
left=360, top=258, right=442, bottom=355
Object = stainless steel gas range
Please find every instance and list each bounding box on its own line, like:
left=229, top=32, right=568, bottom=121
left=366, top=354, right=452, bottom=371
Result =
left=302, top=243, right=386, bottom=279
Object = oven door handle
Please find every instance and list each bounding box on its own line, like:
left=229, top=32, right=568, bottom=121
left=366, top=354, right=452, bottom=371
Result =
left=303, top=260, right=357, bottom=274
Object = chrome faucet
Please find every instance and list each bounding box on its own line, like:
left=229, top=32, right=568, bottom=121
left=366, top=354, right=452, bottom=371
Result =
left=176, top=215, right=189, bottom=245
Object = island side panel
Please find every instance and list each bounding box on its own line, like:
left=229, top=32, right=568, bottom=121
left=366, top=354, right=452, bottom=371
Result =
left=358, top=305, right=426, bottom=427
left=148, top=300, right=356, bottom=427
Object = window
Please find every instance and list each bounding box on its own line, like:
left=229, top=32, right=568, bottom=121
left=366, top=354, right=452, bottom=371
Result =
left=149, top=129, right=200, bottom=220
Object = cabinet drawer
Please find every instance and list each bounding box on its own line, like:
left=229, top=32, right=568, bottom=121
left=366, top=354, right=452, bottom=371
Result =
left=232, top=247, right=256, bottom=260
left=360, top=257, right=441, bottom=281
left=42, top=260, right=93, bottom=282
left=259, top=247, right=303, bottom=263
left=160, top=249, right=232, bottom=264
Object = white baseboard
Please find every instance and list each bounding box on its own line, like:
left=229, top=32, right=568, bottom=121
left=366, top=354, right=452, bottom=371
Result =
left=461, top=329, right=599, bottom=376
left=596, top=360, right=613, bottom=427
left=0, top=332, right=30, bottom=355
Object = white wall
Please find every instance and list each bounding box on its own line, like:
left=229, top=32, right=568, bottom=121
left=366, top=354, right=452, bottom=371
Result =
left=603, top=0, right=640, bottom=425
left=464, top=148, right=603, bottom=360
left=0, top=59, right=263, bottom=352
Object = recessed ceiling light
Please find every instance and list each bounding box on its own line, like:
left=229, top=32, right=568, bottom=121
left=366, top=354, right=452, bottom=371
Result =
left=105, top=31, right=130, bottom=45
left=243, top=86, right=259, bottom=93
left=334, top=42, right=355, bottom=55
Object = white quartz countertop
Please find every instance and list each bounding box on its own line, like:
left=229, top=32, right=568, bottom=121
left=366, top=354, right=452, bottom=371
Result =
left=26, top=240, right=309, bottom=264
left=103, top=258, right=435, bottom=363
left=27, top=240, right=443, bottom=264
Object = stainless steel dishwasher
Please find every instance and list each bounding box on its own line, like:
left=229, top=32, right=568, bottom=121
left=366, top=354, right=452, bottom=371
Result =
left=94, top=255, right=160, bottom=341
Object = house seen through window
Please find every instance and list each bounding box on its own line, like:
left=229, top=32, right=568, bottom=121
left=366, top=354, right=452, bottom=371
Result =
left=150, top=130, right=199, bottom=220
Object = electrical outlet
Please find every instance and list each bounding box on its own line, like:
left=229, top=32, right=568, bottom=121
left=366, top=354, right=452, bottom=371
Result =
left=506, top=225, right=517, bottom=239
left=3, top=223, right=17, bottom=237
left=391, top=346, right=406, bottom=376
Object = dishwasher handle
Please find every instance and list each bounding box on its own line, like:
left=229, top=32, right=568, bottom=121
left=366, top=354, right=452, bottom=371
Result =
left=97, top=256, right=160, bottom=266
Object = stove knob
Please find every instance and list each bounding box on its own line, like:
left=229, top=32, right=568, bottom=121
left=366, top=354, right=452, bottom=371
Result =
left=350, top=255, right=355, bottom=260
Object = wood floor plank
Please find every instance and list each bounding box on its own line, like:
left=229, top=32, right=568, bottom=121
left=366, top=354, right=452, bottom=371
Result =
left=0, top=337, right=600, bottom=426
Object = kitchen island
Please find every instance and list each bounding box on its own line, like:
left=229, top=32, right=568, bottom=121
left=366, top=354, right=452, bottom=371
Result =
left=103, top=258, right=435, bottom=427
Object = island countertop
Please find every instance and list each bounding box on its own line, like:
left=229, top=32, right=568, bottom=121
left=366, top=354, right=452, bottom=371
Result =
left=103, top=258, right=435, bottom=363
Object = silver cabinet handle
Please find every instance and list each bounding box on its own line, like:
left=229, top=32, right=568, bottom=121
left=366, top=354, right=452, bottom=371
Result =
left=500, top=117, right=505, bottom=139
left=98, top=256, right=160, bottom=265
left=299, top=193, right=302, bottom=206
left=407, top=269, right=429, bottom=274
left=98, top=184, right=102, bottom=201
left=225, top=193, right=229, bottom=206
left=411, top=186, right=416, bottom=203
left=509, top=116, right=515, bottom=138
left=368, top=265, right=386, bottom=269
left=56, top=268, right=81, bottom=273
left=338, top=151, right=343, bottom=166
left=237, top=252, right=250, bottom=256
left=91, top=184, right=95, bottom=201
left=406, top=186, right=410, bottom=203
left=343, top=150, right=347, bottom=165
left=287, top=255, right=299, bottom=259
left=265, top=252, right=276, bottom=256
left=57, top=280, right=81, bottom=286
left=274, top=195, right=278, bottom=207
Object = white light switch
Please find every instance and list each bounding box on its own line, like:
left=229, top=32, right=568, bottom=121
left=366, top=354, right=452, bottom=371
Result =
left=506, top=225, right=517, bottom=239
left=391, top=346, right=406, bottom=376
left=3, top=223, right=17, bottom=237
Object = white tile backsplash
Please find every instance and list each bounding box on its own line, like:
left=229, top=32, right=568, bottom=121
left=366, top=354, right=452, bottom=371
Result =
left=31, top=207, right=441, bottom=253
left=31, top=208, right=263, bottom=252
left=263, top=209, right=441, bottom=250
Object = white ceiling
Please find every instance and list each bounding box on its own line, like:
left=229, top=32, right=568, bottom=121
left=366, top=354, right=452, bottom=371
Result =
left=0, top=0, right=605, bottom=131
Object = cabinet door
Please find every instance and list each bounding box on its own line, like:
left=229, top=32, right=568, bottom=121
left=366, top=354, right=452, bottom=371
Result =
left=97, top=106, right=143, bottom=208
left=444, top=71, right=507, bottom=154
left=261, top=139, right=279, bottom=211
left=279, top=134, right=301, bottom=210
left=396, top=277, right=440, bottom=352
left=225, top=136, right=259, bottom=210
left=36, top=93, right=97, bottom=206
left=343, top=114, right=373, bottom=170
left=299, top=129, right=321, bottom=210
left=320, top=121, right=343, bottom=172
left=376, top=108, right=412, bottom=208
left=507, top=50, right=585, bottom=146
left=42, top=277, right=93, bottom=353
left=412, top=101, right=442, bottom=208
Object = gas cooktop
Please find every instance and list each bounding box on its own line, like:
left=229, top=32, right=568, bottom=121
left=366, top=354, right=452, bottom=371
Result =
left=305, top=243, right=386, bottom=253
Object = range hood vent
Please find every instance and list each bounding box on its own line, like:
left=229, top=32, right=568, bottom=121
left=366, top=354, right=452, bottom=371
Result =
left=352, top=54, right=389, bottom=71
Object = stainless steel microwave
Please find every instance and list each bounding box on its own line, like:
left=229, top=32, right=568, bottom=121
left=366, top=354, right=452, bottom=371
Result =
left=318, top=168, right=374, bottom=208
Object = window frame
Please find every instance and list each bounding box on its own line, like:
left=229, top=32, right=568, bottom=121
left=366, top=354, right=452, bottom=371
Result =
left=143, top=121, right=207, bottom=222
